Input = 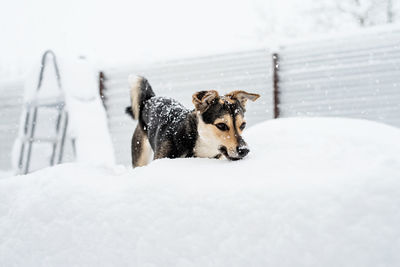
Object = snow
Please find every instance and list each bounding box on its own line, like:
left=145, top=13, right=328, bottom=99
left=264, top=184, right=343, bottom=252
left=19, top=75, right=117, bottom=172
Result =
left=1, top=117, right=400, bottom=267
left=11, top=55, right=115, bottom=173
left=0, top=171, right=12, bottom=179
left=3, top=0, right=399, bottom=80
left=275, top=22, right=400, bottom=48
left=61, top=57, right=115, bottom=166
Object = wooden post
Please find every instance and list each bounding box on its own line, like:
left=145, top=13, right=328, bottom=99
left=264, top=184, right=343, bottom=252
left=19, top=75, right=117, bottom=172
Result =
left=99, top=71, right=106, bottom=108
left=272, top=53, right=280, bottom=119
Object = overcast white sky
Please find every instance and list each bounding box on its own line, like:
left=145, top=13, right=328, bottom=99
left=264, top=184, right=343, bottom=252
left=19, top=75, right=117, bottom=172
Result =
left=0, top=0, right=271, bottom=71
left=0, top=0, right=380, bottom=77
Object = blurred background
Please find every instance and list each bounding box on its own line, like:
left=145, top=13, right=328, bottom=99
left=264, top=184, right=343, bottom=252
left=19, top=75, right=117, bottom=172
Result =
left=1, top=0, right=400, bottom=174
left=1, top=0, right=399, bottom=78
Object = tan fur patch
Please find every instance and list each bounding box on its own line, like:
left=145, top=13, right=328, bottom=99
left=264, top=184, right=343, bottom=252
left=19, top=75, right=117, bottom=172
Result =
left=194, top=112, right=248, bottom=159
left=214, top=115, right=239, bottom=157
left=129, top=76, right=142, bottom=120
left=192, top=90, right=219, bottom=113
left=220, top=96, right=235, bottom=104
left=225, top=90, right=260, bottom=108
left=194, top=113, right=222, bottom=158
left=153, top=141, right=170, bottom=159
left=235, top=115, right=245, bottom=134
left=136, top=131, right=152, bottom=167
left=137, top=137, right=152, bottom=167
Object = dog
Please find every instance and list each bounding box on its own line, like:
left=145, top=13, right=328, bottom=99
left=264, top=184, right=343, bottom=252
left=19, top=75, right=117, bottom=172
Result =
left=125, top=76, right=260, bottom=167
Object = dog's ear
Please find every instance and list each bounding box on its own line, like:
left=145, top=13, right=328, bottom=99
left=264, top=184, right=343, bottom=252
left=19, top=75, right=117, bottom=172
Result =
left=225, top=90, right=260, bottom=108
left=192, top=90, right=219, bottom=112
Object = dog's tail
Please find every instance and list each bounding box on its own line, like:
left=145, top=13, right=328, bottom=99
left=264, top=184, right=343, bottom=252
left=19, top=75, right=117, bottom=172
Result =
left=125, top=75, right=155, bottom=120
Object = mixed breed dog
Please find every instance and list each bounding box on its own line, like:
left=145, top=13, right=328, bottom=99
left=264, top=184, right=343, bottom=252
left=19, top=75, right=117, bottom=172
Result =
left=126, top=76, right=260, bottom=167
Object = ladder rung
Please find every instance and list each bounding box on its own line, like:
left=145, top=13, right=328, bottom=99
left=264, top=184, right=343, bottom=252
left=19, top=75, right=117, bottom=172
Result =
left=21, top=137, right=59, bottom=143
left=17, top=50, right=70, bottom=175
left=26, top=96, right=65, bottom=109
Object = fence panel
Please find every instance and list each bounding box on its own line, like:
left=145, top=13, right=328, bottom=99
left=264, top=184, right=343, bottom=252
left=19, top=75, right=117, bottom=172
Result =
left=2, top=27, right=396, bottom=169
left=0, top=80, right=24, bottom=170
left=103, top=49, right=274, bottom=165
left=277, top=27, right=400, bottom=127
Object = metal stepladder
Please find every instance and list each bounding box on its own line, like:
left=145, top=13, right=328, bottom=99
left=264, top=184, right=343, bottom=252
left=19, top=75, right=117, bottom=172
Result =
left=17, top=50, right=69, bottom=174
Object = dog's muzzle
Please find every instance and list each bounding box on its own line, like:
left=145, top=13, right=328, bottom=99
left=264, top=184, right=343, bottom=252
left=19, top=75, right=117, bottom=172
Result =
left=237, top=146, right=249, bottom=158
left=219, top=145, right=249, bottom=161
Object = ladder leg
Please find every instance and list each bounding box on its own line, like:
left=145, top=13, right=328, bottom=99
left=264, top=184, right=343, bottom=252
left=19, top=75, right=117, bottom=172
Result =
left=57, top=111, right=68, bottom=164
left=16, top=50, right=69, bottom=174
left=71, top=138, right=77, bottom=159
left=50, top=108, right=63, bottom=165
left=24, top=107, right=38, bottom=174
left=17, top=110, right=30, bottom=173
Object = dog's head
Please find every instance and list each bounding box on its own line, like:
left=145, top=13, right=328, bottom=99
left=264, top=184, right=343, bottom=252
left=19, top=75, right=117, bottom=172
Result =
left=192, top=90, right=260, bottom=160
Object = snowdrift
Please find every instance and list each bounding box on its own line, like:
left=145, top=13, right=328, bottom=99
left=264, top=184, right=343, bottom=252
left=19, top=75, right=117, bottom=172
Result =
left=1, top=118, right=400, bottom=267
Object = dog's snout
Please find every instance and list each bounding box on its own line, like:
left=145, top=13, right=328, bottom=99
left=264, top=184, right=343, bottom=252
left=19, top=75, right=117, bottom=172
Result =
left=237, top=146, right=249, bottom=157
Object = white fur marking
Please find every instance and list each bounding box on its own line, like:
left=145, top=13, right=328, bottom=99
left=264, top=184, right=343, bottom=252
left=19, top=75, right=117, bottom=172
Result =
left=194, top=113, right=221, bottom=158
left=128, top=75, right=142, bottom=120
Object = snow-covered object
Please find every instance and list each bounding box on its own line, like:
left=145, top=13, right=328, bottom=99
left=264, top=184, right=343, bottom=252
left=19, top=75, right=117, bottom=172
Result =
left=11, top=54, right=65, bottom=172
left=60, top=57, right=115, bottom=166
left=1, top=118, right=400, bottom=267
left=12, top=54, right=115, bottom=172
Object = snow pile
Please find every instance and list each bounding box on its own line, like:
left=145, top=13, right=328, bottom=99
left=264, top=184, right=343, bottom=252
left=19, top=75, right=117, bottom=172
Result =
left=61, top=57, right=115, bottom=166
left=0, top=171, right=12, bottom=179
left=12, top=55, right=115, bottom=172
left=1, top=118, right=400, bottom=267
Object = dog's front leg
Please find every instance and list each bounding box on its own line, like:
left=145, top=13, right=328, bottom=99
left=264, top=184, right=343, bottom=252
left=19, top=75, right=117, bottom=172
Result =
left=153, top=140, right=174, bottom=160
left=132, top=124, right=152, bottom=167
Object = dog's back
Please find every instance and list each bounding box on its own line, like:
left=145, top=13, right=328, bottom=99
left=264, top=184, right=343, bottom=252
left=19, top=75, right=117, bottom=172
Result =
left=126, top=76, right=198, bottom=167
left=142, top=96, right=197, bottom=158
left=126, top=76, right=260, bottom=167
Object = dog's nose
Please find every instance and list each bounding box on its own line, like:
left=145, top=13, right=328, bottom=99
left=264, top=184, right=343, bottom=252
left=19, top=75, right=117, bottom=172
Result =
left=237, top=147, right=249, bottom=158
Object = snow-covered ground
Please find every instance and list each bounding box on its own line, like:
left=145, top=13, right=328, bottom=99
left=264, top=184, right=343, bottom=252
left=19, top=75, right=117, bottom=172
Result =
left=10, top=56, right=115, bottom=173
left=1, top=117, right=399, bottom=267
left=0, top=171, right=12, bottom=179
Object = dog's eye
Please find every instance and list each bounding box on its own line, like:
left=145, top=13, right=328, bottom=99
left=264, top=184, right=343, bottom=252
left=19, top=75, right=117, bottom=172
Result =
left=240, top=122, right=246, bottom=131
left=215, top=123, right=229, bottom=131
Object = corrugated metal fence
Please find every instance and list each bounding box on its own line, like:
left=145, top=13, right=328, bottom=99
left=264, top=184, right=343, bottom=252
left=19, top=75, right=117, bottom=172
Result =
left=1, top=26, right=399, bottom=169
left=102, top=26, right=400, bottom=165
left=277, top=27, right=400, bottom=126
left=102, top=50, right=273, bottom=165
left=0, top=80, right=24, bottom=170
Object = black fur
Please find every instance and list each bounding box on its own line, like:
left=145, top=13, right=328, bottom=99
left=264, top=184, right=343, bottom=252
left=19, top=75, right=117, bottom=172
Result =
left=125, top=106, right=134, bottom=119
left=141, top=97, right=198, bottom=158
left=137, top=78, right=155, bottom=122
left=201, top=99, right=244, bottom=124
left=126, top=77, right=255, bottom=167
left=202, top=99, right=247, bottom=154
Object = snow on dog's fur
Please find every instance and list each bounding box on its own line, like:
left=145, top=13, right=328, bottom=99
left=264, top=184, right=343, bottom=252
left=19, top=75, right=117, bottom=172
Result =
left=126, top=76, right=260, bottom=167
